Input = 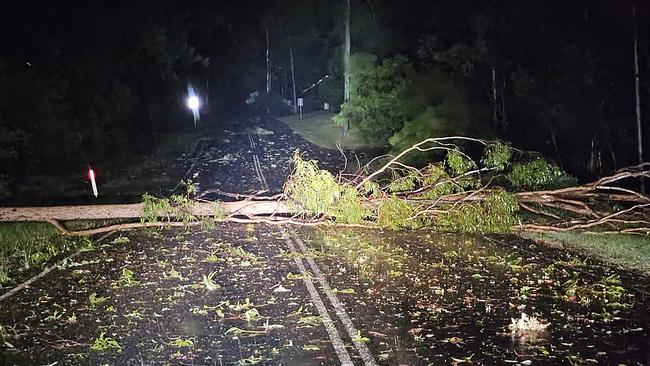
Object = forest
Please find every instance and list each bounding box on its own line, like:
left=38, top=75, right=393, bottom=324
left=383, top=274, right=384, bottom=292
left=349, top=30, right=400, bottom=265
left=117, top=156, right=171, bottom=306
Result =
left=2, top=2, right=650, bottom=365
left=1, top=0, right=649, bottom=199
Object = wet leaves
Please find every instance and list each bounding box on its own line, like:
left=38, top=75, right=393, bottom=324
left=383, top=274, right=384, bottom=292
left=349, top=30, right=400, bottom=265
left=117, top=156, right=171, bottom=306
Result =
left=299, top=227, right=650, bottom=365
left=0, top=224, right=340, bottom=364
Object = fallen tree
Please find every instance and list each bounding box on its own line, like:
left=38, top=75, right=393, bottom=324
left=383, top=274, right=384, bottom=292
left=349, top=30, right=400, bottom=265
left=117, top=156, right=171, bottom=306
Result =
left=1, top=137, right=649, bottom=236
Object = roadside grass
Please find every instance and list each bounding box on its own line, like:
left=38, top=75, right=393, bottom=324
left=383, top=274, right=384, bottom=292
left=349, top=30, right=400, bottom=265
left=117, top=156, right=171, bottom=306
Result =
left=523, top=231, right=650, bottom=275
left=0, top=222, right=93, bottom=285
left=278, top=111, right=386, bottom=150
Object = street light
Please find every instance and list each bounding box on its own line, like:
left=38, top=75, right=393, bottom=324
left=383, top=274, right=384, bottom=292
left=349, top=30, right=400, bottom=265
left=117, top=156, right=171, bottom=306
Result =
left=186, top=95, right=200, bottom=111
left=186, top=85, right=201, bottom=128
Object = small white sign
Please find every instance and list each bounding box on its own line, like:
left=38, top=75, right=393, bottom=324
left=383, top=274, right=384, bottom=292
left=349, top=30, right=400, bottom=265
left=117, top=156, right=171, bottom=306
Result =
left=323, top=102, right=330, bottom=110
left=297, top=98, right=304, bottom=107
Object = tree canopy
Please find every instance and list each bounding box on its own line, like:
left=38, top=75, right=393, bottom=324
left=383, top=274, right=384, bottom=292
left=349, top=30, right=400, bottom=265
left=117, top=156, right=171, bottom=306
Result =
left=0, top=0, right=648, bottom=195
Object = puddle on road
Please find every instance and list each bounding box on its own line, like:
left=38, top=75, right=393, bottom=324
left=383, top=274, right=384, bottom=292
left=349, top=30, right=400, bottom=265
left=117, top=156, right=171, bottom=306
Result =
left=297, top=227, right=650, bottom=365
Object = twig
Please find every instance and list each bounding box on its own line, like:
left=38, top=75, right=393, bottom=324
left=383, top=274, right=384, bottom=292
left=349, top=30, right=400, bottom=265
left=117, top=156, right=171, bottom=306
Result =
left=357, top=137, right=486, bottom=188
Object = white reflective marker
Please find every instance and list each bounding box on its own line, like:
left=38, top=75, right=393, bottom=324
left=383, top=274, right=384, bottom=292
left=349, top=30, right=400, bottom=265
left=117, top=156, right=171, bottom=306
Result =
left=88, top=166, right=98, bottom=197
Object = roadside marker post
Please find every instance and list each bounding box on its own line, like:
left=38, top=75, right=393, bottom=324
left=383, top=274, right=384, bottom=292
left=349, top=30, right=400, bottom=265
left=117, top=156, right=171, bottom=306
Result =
left=297, top=97, right=304, bottom=119
left=87, top=165, right=98, bottom=197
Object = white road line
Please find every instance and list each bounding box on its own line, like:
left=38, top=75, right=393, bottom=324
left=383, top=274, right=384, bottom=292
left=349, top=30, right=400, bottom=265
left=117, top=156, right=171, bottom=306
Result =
left=284, top=236, right=354, bottom=366
left=253, top=154, right=268, bottom=190
left=252, top=154, right=262, bottom=187
left=250, top=129, right=376, bottom=365
left=248, top=134, right=269, bottom=190
left=292, top=236, right=379, bottom=366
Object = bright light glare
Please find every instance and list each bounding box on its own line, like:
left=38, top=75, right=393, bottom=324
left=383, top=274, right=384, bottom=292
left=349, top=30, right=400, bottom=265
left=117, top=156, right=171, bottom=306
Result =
left=186, top=95, right=200, bottom=111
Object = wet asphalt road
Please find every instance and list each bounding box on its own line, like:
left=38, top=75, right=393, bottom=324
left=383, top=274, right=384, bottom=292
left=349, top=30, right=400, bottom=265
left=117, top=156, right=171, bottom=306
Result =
left=190, top=118, right=383, bottom=365
left=1, top=117, right=649, bottom=365
left=190, top=118, right=369, bottom=198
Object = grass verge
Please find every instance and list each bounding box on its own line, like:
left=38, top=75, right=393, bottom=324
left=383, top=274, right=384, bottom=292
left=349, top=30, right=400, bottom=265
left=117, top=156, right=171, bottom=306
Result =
left=523, top=231, right=650, bottom=275
left=0, top=222, right=92, bottom=285
left=278, top=111, right=386, bottom=150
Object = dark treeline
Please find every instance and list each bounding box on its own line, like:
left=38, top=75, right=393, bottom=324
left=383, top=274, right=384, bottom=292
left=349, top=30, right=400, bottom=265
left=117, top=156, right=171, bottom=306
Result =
left=0, top=0, right=648, bottom=196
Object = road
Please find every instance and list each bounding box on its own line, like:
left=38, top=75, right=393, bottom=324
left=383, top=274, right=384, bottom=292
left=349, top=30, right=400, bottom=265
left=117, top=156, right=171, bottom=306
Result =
left=193, top=118, right=379, bottom=365
left=0, top=118, right=649, bottom=365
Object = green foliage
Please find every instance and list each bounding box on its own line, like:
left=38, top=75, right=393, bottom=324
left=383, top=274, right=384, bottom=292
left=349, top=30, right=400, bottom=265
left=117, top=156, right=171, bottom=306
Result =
left=170, top=338, right=194, bottom=347
left=360, top=180, right=381, bottom=197
left=387, top=108, right=439, bottom=159
left=90, top=332, right=122, bottom=353
left=446, top=149, right=476, bottom=176
left=508, top=158, right=577, bottom=190
left=0, top=257, right=9, bottom=285
left=333, top=54, right=411, bottom=138
left=213, top=202, right=228, bottom=220
left=387, top=71, right=483, bottom=162
left=526, top=232, right=650, bottom=274
left=118, top=267, right=140, bottom=287
left=388, top=171, right=419, bottom=193
left=89, top=293, right=109, bottom=308
left=141, top=193, right=196, bottom=224
left=0, top=223, right=92, bottom=284
left=284, top=152, right=368, bottom=224
left=332, top=186, right=371, bottom=224
left=377, top=196, right=422, bottom=230
left=111, top=235, right=130, bottom=245
left=202, top=270, right=221, bottom=291
left=481, top=142, right=512, bottom=171
left=284, top=153, right=341, bottom=215
left=419, top=163, right=457, bottom=200
left=142, top=194, right=170, bottom=223
left=169, top=194, right=196, bottom=223
left=435, top=190, right=519, bottom=233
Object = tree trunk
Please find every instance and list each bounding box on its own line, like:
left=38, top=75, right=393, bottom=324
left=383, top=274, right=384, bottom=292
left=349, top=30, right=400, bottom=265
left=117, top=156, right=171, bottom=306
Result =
left=289, top=40, right=298, bottom=115
left=633, top=0, right=644, bottom=191
left=547, top=120, right=563, bottom=168
left=492, top=66, right=498, bottom=129
left=265, top=23, right=272, bottom=114
left=500, top=81, right=508, bottom=129
left=0, top=201, right=290, bottom=223
left=344, top=0, right=351, bottom=103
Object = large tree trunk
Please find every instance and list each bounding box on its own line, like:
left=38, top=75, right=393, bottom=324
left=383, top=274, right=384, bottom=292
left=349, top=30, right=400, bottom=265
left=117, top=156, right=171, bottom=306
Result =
left=0, top=201, right=290, bottom=223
